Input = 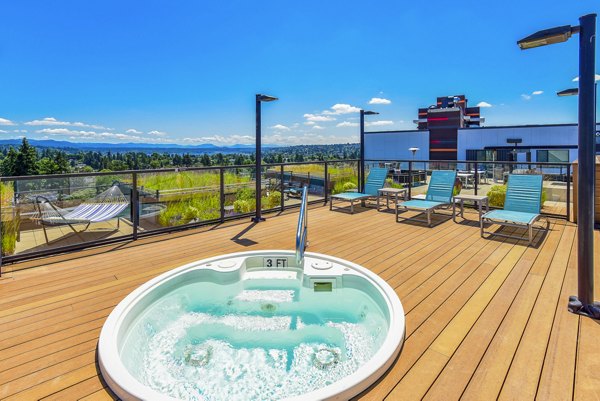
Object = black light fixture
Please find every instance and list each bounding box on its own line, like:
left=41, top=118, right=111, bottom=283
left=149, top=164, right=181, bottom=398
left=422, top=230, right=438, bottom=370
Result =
left=518, top=14, right=599, bottom=319
left=359, top=110, right=379, bottom=193
left=252, top=93, right=278, bottom=223
left=556, top=88, right=579, bottom=97
left=517, top=25, right=578, bottom=49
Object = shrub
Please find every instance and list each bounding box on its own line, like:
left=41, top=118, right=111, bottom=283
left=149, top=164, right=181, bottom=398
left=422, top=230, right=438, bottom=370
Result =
left=1, top=217, right=20, bottom=256
left=487, top=184, right=547, bottom=208
left=488, top=185, right=507, bottom=208
left=384, top=178, right=404, bottom=189
left=233, top=199, right=254, bottom=213
left=67, top=188, right=97, bottom=201
left=264, top=191, right=281, bottom=209
left=235, top=187, right=255, bottom=202
left=453, top=177, right=462, bottom=196
left=343, top=182, right=357, bottom=191
left=158, top=194, right=220, bottom=226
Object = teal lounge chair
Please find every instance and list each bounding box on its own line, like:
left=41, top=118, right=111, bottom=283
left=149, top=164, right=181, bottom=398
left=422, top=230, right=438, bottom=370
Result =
left=481, top=174, right=548, bottom=246
left=396, top=170, right=457, bottom=227
left=330, top=167, right=387, bottom=214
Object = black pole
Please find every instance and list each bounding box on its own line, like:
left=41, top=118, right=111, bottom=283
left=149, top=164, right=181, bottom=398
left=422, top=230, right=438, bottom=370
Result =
left=132, top=172, right=139, bottom=241
left=252, top=95, right=265, bottom=222
left=360, top=110, right=365, bottom=193
left=576, top=14, right=596, bottom=307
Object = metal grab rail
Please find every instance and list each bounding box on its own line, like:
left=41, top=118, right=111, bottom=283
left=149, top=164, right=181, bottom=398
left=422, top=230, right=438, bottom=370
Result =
left=295, top=186, right=308, bottom=266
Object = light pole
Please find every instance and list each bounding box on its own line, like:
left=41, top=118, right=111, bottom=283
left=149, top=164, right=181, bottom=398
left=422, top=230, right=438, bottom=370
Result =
left=252, top=93, right=278, bottom=223
left=518, top=14, right=599, bottom=319
left=409, top=147, right=419, bottom=160
left=359, top=110, right=379, bottom=193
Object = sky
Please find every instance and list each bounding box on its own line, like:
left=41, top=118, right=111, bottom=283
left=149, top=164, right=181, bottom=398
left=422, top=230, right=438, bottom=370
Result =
left=0, top=1, right=598, bottom=146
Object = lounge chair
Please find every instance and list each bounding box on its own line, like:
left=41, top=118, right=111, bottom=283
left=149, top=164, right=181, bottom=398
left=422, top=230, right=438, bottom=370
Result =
left=481, top=174, right=548, bottom=246
left=330, top=167, right=387, bottom=214
left=396, top=170, right=457, bottom=227
left=34, top=183, right=129, bottom=244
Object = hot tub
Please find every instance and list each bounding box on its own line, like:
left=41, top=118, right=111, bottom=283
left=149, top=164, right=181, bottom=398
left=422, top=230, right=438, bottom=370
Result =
left=98, top=250, right=405, bottom=401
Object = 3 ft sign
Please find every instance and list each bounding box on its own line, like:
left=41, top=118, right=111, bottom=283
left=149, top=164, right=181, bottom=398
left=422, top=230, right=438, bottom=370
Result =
left=263, top=257, right=289, bottom=268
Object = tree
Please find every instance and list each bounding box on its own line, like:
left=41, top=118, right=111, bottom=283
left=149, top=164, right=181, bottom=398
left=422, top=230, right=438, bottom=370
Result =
left=1, top=147, right=18, bottom=176
left=14, top=138, right=38, bottom=176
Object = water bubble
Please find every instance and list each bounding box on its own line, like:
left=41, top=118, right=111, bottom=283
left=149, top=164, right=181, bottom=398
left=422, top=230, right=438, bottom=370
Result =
left=313, top=348, right=340, bottom=369
left=184, top=344, right=213, bottom=367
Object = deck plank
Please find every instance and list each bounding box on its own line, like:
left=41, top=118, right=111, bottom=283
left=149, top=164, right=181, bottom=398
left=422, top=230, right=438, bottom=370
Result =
left=0, top=205, right=594, bottom=401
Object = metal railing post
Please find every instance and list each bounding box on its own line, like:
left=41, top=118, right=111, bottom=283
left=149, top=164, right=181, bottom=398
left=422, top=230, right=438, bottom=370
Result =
left=408, top=161, right=413, bottom=199
left=220, top=168, right=225, bottom=222
left=566, top=163, right=571, bottom=221
left=132, top=172, right=139, bottom=241
left=280, top=165, right=285, bottom=211
left=324, top=161, right=329, bottom=204
left=474, top=161, right=479, bottom=195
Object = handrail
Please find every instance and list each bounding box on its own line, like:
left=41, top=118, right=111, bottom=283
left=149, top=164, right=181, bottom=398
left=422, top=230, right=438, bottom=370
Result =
left=295, top=186, right=308, bottom=267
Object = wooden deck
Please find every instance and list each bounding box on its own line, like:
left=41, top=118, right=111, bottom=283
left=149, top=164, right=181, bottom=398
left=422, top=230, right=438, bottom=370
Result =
left=0, top=204, right=598, bottom=401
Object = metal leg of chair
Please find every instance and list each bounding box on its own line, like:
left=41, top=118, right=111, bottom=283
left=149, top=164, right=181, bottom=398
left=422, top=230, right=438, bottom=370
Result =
left=350, top=200, right=354, bottom=214
left=330, top=198, right=333, bottom=210
left=480, top=217, right=485, bottom=238
left=452, top=201, right=457, bottom=223
left=427, top=210, right=432, bottom=227
left=528, top=224, right=533, bottom=246
left=42, top=225, right=50, bottom=244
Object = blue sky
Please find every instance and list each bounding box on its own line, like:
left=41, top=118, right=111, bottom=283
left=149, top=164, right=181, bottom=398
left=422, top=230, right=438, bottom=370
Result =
left=0, top=1, right=598, bottom=146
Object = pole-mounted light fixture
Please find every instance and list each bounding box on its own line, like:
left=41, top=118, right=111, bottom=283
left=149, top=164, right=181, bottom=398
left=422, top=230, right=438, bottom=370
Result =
left=252, top=93, right=278, bottom=223
left=557, top=88, right=579, bottom=97
left=519, top=14, right=599, bottom=319
left=517, top=25, right=579, bottom=49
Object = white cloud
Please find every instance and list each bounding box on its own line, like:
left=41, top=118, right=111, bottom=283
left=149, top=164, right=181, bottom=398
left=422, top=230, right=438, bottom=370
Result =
left=312, top=125, right=325, bottom=130
left=0, top=118, right=15, bottom=126
left=304, top=121, right=316, bottom=126
left=303, top=113, right=336, bottom=122
left=147, top=130, right=168, bottom=137
left=0, top=129, right=8, bottom=133
left=270, top=124, right=290, bottom=131
left=36, top=128, right=143, bottom=141
left=126, top=128, right=143, bottom=134
left=336, top=121, right=359, bottom=128
left=25, top=117, right=109, bottom=130
left=263, top=132, right=358, bottom=146
left=322, top=104, right=361, bottom=115
left=572, top=74, right=600, bottom=82
left=368, top=97, right=391, bottom=105
left=532, top=90, right=543, bottom=95
left=182, top=134, right=254, bottom=145
left=366, top=120, right=394, bottom=127
left=477, top=101, right=493, bottom=108
left=13, top=129, right=27, bottom=133
left=521, top=94, right=532, bottom=100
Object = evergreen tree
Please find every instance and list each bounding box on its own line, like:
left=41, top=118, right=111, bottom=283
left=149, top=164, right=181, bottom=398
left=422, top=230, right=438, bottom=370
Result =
left=14, top=138, right=38, bottom=176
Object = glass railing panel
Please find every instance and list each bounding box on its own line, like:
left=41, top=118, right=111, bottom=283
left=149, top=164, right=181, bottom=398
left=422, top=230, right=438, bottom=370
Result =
left=2, top=173, right=133, bottom=257
left=261, top=166, right=282, bottom=211
left=136, top=169, right=222, bottom=231
left=328, top=160, right=358, bottom=196
left=224, top=166, right=256, bottom=218
left=281, top=163, right=326, bottom=207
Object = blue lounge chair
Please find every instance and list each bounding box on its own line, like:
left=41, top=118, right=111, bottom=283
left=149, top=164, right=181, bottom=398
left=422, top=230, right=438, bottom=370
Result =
left=396, top=170, right=457, bottom=227
left=330, top=167, right=387, bottom=214
left=481, top=174, right=548, bottom=246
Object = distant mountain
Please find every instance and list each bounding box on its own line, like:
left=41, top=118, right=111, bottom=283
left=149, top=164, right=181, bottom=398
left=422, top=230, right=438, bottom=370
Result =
left=0, top=139, right=274, bottom=154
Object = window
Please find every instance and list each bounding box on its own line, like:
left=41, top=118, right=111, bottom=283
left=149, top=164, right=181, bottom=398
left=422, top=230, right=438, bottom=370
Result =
left=536, top=149, right=569, bottom=163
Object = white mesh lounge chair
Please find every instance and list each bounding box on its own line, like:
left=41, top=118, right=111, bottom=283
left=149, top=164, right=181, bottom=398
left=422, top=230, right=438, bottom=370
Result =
left=396, top=170, right=457, bottom=227
left=329, top=167, right=387, bottom=214
left=35, top=184, right=129, bottom=244
left=481, top=174, right=548, bottom=246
